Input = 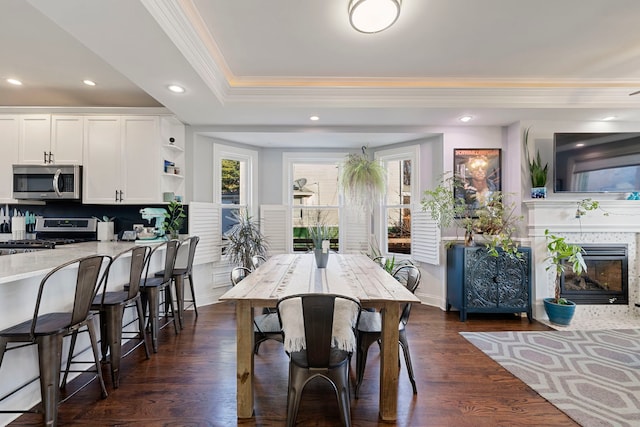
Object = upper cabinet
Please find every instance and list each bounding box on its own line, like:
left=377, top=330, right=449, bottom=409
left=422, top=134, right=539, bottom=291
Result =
left=0, top=116, right=20, bottom=202
left=18, top=115, right=83, bottom=165
left=83, top=116, right=170, bottom=204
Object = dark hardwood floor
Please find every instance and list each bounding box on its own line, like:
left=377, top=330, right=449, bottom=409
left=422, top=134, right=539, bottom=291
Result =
left=10, top=302, right=578, bottom=426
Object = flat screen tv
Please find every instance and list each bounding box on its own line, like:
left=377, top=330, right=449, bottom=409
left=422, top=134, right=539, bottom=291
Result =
left=554, top=132, right=640, bottom=193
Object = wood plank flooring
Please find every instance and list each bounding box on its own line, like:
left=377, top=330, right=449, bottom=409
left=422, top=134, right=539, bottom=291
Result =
left=10, top=302, right=578, bottom=426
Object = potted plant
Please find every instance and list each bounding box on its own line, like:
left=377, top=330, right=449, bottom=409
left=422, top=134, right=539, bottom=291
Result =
left=309, top=223, right=331, bottom=268
left=94, top=216, right=115, bottom=242
left=224, top=208, right=269, bottom=270
left=523, top=126, right=549, bottom=198
left=421, top=173, right=523, bottom=258
left=543, top=229, right=587, bottom=326
left=339, top=146, right=386, bottom=209
left=163, top=200, right=186, bottom=240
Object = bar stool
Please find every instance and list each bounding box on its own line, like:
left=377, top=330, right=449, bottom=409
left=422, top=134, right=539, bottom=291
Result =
left=155, top=236, right=199, bottom=328
left=89, top=246, right=151, bottom=388
left=139, top=240, right=181, bottom=353
left=0, top=254, right=111, bottom=427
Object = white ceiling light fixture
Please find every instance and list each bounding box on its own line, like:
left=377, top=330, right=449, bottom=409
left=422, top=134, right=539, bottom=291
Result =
left=349, top=0, right=401, bottom=34
left=83, top=79, right=96, bottom=86
left=168, top=84, right=185, bottom=93
left=6, top=78, right=22, bottom=86
left=459, top=115, right=473, bottom=123
left=309, top=115, right=319, bottom=121
left=602, top=116, right=616, bottom=121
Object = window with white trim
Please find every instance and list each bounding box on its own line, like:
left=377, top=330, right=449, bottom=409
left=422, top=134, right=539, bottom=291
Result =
left=214, top=144, right=258, bottom=237
left=376, top=145, right=420, bottom=256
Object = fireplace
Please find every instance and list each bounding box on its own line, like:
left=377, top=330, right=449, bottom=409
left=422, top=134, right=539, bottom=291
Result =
left=560, top=245, right=628, bottom=305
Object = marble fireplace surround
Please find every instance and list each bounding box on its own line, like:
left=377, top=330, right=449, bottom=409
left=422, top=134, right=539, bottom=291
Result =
left=524, top=199, right=640, bottom=328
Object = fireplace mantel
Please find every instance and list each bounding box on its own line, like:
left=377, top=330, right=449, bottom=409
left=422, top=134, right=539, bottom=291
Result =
left=524, top=199, right=640, bottom=233
left=522, top=198, right=639, bottom=322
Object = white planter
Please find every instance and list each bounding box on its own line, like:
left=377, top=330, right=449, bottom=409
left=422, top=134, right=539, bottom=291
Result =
left=97, top=222, right=114, bottom=241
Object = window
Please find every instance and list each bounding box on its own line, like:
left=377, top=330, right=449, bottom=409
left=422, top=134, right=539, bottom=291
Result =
left=284, top=153, right=346, bottom=253
left=214, top=144, right=258, bottom=237
left=376, top=146, right=420, bottom=256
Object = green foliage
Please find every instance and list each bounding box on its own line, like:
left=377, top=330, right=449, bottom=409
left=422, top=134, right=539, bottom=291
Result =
left=575, top=198, right=609, bottom=218
left=224, top=208, right=268, bottom=269
left=544, top=229, right=587, bottom=302
left=221, top=159, right=240, bottom=195
left=308, top=223, right=331, bottom=249
left=339, top=148, right=386, bottom=209
left=94, top=215, right=115, bottom=222
left=163, top=200, right=186, bottom=237
left=421, top=173, right=523, bottom=259
left=523, top=127, right=548, bottom=188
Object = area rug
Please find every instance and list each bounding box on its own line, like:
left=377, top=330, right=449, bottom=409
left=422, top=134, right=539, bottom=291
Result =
left=461, top=329, right=640, bottom=427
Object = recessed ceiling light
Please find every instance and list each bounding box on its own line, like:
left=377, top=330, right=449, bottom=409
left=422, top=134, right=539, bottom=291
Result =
left=168, top=84, right=185, bottom=93
left=602, top=116, right=616, bottom=121
left=7, top=78, right=22, bottom=86
left=309, top=115, right=319, bottom=121
left=459, top=115, right=473, bottom=123
left=83, top=79, right=96, bottom=86
left=576, top=143, right=585, bottom=147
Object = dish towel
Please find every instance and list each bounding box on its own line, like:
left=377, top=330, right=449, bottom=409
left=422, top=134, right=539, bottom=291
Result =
left=279, top=297, right=360, bottom=353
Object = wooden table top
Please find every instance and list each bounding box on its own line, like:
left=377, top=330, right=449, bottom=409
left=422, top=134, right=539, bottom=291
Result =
left=220, top=253, right=420, bottom=306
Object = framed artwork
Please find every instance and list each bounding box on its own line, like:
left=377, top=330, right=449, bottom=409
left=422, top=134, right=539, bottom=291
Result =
left=453, top=148, right=501, bottom=215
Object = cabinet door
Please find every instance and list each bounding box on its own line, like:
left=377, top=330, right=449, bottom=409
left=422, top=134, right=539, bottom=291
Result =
left=83, top=116, right=122, bottom=204
left=0, top=116, right=20, bottom=201
left=51, top=115, right=83, bottom=164
left=18, top=114, right=51, bottom=164
left=464, top=248, right=499, bottom=308
left=121, top=116, right=160, bottom=204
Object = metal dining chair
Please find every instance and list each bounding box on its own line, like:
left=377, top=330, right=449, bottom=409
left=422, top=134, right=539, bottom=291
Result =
left=230, top=266, right=283, bottom=354
left=354, top=264, right=421, bottom=398
left=0, top=254, right=111, bottom=427
left=277, top=293, right=361, bottom=427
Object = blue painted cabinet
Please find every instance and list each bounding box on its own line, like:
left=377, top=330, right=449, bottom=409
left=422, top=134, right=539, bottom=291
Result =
left=446, top=245, right=532, bottom=322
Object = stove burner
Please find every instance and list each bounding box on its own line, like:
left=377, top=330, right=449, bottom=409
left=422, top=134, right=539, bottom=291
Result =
left=0, top=240, right=57, bottom=249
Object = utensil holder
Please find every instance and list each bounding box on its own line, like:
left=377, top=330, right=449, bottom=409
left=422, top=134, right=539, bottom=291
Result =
left=11, top=217, right=25, bottom=240
left=97, top=222, right=114, bottom=242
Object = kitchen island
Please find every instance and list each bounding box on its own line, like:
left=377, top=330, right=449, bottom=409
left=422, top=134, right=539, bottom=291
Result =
left=0, top=240, right=167, bottom=425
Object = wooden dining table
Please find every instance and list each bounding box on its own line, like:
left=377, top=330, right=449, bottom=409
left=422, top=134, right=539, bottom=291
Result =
left=219, top=253, right=421, bottom=421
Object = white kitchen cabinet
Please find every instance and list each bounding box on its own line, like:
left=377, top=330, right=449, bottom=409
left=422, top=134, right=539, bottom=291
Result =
left=83, top=116, right=160, bottom=204
left=0, top=116, right=20, bottom=201
left=18, top=114, right=83, bottom=165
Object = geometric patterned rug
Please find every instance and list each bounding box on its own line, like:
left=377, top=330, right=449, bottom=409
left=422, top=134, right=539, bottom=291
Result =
left=461, top=329, right=640, bottom=427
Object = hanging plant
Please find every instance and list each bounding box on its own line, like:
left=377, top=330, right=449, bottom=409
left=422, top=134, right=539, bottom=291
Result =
left=339, top=146, right=386, bottom=209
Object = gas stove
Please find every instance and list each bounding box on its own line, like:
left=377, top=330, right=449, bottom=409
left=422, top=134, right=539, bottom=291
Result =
left=0, top=217, right=97, bottom=250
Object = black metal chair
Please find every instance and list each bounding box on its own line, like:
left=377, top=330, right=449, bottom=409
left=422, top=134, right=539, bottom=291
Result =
left=354, top=264, right=421, bottom=398
left=84, top=246, right=151, bottom=389
left=277, top=293, right=361, bottom=427
left=251, top=254, right=267, bottom=270
left=230, top=266, right=283, bottom=354
left=156, top=236, right=200, bottom=328
left=0, top=254, right=111, bottom=427
left=139, top=240, right=181, bottom=353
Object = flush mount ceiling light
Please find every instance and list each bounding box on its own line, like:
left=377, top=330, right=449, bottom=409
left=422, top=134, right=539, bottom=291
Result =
left=6, top=78, right=22, bottom=86
left=309, top=115, right=320, bottom=121
left=83, top=79, right=96, bottom=86
left=459, top=115, right=473, bottom=123
left=167, top=84, right=185, bottom=93
left=349, top=0, right=401, bottom=34
left=602, top=116, right=616, bottom=121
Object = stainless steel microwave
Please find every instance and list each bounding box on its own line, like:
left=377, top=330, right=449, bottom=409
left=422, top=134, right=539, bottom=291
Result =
left=13, top=164, right=82, bottom=200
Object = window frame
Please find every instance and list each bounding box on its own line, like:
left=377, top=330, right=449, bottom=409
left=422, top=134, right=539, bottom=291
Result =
left=375, top=145, right=421, bottom=258
left=283, top=152, right=348, bottom=253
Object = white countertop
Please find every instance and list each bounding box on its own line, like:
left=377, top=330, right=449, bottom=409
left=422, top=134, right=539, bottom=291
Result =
left=0, top=241, right=150, bottom=285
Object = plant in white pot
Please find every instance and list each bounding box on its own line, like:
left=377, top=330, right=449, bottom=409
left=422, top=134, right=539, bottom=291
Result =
left=523, top=127, right=548, bottom=198
left=543, top=229, right=587, bottom=326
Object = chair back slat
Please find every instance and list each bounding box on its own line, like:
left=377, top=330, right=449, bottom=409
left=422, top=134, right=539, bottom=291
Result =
left=393, top=265, right=421, bottom=326
left=230, top=266, right=251, bottom=285
left=144, top=240, right=180, bottom=285
left=182, top=236, right=199, bottom=275
left=302, top=295, right=335, bottom=367
left=127, top=246, right=151, bottom=298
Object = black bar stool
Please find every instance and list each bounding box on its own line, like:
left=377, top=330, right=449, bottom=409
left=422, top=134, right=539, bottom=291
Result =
left=0, top=254, right=111, bottom=427
left=139, top=240, right=181, bottom=352
left=155, top=235, right=200, bottom=328
left=70, top=246, right=151, bottom=389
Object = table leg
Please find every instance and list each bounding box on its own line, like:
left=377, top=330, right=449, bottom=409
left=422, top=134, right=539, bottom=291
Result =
left=379, top=303, right=400, bottom=421
left=236, top=300, right=255, bottom=418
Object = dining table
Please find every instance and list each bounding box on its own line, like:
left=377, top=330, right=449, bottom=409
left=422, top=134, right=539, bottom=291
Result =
left=219, top=253, right=421, bottom=421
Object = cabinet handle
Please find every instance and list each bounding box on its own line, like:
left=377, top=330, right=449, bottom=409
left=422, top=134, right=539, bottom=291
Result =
left=43, top=151, right=47, bottom=163
left=119, top=190, right=124, bottom=202
left=49, top=152, right=53, bottom=163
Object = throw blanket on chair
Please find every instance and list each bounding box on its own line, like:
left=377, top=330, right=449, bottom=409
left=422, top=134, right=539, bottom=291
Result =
left=279, top=297, right=360, bottom=353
